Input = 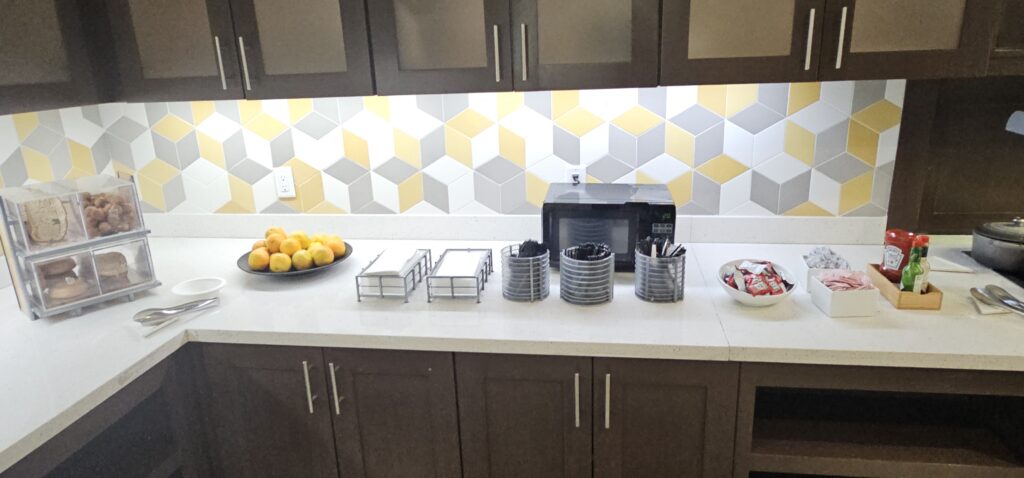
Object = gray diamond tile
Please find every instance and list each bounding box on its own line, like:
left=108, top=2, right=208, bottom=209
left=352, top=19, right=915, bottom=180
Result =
left=176, top=131, right=200, bottom=169
left=270, top=131, right=294, bottom=167
left=421, top=128, right=445, bottom=167
left=477, top=156, right=522, bottom=184
left=637, top=124, right=665, bottom=165
left=638, top=87, right=666, bottom=117
left=324, top=157, right=368, bottom=184
left=357, top=201, right=396, bottom=214
left=608, top=125, right=636, bottom=166
left=525, top=91, right=552, bottom=118
left=229, top=158, right=271, bottom=184
left=423, top=174, right=449, bottom=212
left=91, top=138, right=110, bottom=172
left=262, top=201, right=297, bottom=214
left=416, top=95, right=444, bottom=120
left=845, top=203, right=887, bottom=217
left=694, top=122, right=724, bottom=167
left=152, top=133, right=176, bottom=165
left=872, top=168, right=893, bottom=208
left=553, top=127, right=580, bottom=165
left=758, top=83, right=789, bottom=116
left=817, top=153, right=870, bottom=183
left=338, top=97, right=364, bottom=124
left=223, top=131, right=246, bottom=169
left=670, top=105, right=722, bottom=135
left=37, top=111, right=64, bottom=134
left=691, top=173, right=721, bottom=214
left=730, top=104, right=784, bottom=134
left=473, top=174, right=500, bottom=212
left=348, top=174, right=373, bottom=211
left=106, top=117, right=148, bottom=142
left=49, top=143, right=72, bottom=178
left=23, top=126, right=63, bottom=153
left=104, top=134, right=133, bottom=167
left=168, top=102, right=193, bottom=123
left=145, top=103, right=169, bottom=126
left=853, top=80, right=887, bottom=112
left=312, top=98, right=339, bottom=122
left=814, top=120, right=849, bottom=166
left=443, top=94, right=469, bottom=121
left=779, top=171, right=811, bottom=212
left=588, top=156, right=632, bottom=183
left=498, top=173, right=526, bottom=214
left=375, top=157, right=419, bottom=184
left=2, top=150, right=27, bottom=187
left=214, top=101, right=240, bottom=122
left=295, top=113, right=337, bottom=140
left=81, top=105, right=103, bottom=127
left=751, top=171, right=781, bottom=214
left=163, top=175, right=186, bottom=211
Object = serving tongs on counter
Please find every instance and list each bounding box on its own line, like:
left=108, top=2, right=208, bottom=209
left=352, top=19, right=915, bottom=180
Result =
left=134, top=297, right=220, bottom=327
left=971, top=285, right=1024, bottom=316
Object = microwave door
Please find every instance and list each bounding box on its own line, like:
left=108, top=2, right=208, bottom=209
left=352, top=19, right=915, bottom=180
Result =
left=555, top=211, right=639, bottom=258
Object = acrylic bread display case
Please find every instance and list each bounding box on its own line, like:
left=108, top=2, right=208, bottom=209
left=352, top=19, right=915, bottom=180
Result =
left=0, top=176, right=160, bottom=319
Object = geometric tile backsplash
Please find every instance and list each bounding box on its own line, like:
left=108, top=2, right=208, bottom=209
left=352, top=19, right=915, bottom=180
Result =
left=0, top=80, right=904, bottom=216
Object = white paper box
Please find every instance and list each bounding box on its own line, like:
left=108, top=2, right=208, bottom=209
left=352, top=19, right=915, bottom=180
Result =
left=808, top=271, right=880, bottom=318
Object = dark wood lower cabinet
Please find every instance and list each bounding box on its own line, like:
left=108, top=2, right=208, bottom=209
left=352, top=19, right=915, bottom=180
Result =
left=198, top=344, right=338, bottom=478
left=324, top=349, right=462, bottom=478
left=456, top=353, right=594, bottom=478
left=593, top=359, right=739, bottom=478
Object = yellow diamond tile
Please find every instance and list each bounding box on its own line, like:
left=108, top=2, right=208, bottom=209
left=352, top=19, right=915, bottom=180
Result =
left=13, top=113, right=38, bottom=141
left=398, top=173, right=424, bottom=212
left=665, top=124, right=695, bottom=166
left=139, top=158, right=180, bottom=185
left=696, top=154, right=748, bottom=184
left=285, top=158, right=319, bottom=186
left=499, top=127, right=526, bottom=168
left=365, top=96, right=390, bottom=120
left=152, top=115, right=193, bottom=142
left=197, top=132, right=225, bottom=168
left=289, top=99, right=313, bottom=124
left=22, top=148, right=54, bottom=182
left=698, top=85, right=727, bottom=117
left=788, top=82, right=821, bottom=115
left=526, top=172, right=549, bottom=207
left=239, top=100, right=262, bottom=124
left=444, top=127, right=473, bottom=167
left=497, top=92, right=524, bottom=119
left=636, top=171, right=658, bottom=184
left=611, top=106, right=663, bottom=136
left=726, top=84, right=759, bottom=117
left=307, top=201, right=346, bottom=214
left=138, top=176, right=166, bottom=211
left=68, top=140, right=96, bottom=175
left=394, top=129, right=421, bottom=167
left=839, top=171, right=874, bottom=215
left=784, top=201, right=833, bottom=217
left=586, top=174, right=601, bottom=183
left=217, top=175, right=256, bottom=213
left=852, top=100, right=901, bottom=133
left=191, top=101, right=216, bottom=124
left=298, top=174, right=325, bottom=212
left=555, top=108, right=603, bottom=137
left=667, top=171, right=693, bottom=206
left=784, top=121, right=815, bottom=166
left=447, top=109, right=493, bottom=138
left=552, top=90, right=579, bottom=119
left=342, top=130, right=370, bottom=169
left=847, top=120, right=879, bottom=166
left=246, top=113, right=288, bottom=141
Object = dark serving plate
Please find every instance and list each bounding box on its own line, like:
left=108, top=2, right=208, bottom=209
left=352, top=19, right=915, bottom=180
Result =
left=237, top=242, right=353, bottom=277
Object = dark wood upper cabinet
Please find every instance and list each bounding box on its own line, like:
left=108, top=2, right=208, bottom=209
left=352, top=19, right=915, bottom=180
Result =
left=367, top=0, right=513, bottom=95
left=456, top=353, right=593, bottom=478
left=323, top=349, right=462, bottom=478
left=106, top=0, right=244, bottom=102
left=199, top=344, right=339, bottom=478
left=661, top=0, right=826, bottom=85
left=593, top=359, right=739, bottom=478
left=0, top=0, right=99, bottom=115
left=511, top=0, right=660, bottom=91
left=818, top=0, right=1000, bottom=81
left=988, top=0, right=1024, bottom=76
left=227, top=0, right=374, bottom=99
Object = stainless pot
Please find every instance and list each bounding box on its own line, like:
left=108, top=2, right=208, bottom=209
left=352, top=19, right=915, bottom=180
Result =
left=972, top=217, right=1024, bottom=274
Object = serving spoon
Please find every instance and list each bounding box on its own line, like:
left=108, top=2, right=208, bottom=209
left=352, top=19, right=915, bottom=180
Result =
left=982, top=285, right=1024, bottom=315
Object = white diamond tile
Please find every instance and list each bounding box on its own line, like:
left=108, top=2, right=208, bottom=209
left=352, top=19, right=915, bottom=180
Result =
left=58, top=108, right=106, bottom=146
left=469, top=125, right=500, bottom=169
left=423, top=156, right=471, bottom=184
left=639, top=154, right=690, bottom=182
left=242, top=130, right=273, bottom=169
left=789, top=102, right=847, bottom=134
left=197, top=113, right=243, bottom=142
left=370, top=172, right=399, bottom=213
left=251, top=174, right=278, bottom=212
left=527, top=155, right=572, bottom=183
left=293, top=127, right=343, bottom=170
left=579, top=88, right=637, bottom=120
left=0, top=116, right=17, bottom=160
left=752, top=121, right=785, bottom=167
left=820, top=81, right=855, bottom=115
left=809, top=170, right=841, bottom=215
left=322, top=174, right=351, bottom=212
left=885, top=80, right=906, bottom=108
left=579, top=123, right=610, bottom=166
left=876, top=125, right=900, bottom=166
left=724, top=201, right=774, bottom=216
left=719, top=170, right=752, bottom=214
left=467, top=93, right=498, bottom=120
left=723, top=122, right=754, bottom=167
left=756, top=153, right=810, bottom=183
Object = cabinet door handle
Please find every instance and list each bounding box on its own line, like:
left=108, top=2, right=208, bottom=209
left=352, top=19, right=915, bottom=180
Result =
left=604, top=373, right=611, bottom=429
left=213, top=36, right=227, bottom=90
left=573, top=372, right=580, bottom=428
left=238, top=36, right=253, bottom=91
left=493, top=25, right=501, bottom=83
left=804, top=8, right=816, bottom=71
left=302, top=360, right=317, bottom=414
left=835, top=6, right=848, bottom=69
left=520, top=23, right=528, bottom=82
left=328, top=362, right=344, bottom=415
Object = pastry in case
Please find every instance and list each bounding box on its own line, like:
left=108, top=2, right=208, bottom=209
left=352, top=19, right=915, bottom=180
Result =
left=27, top=252, right=101, bottom=310
left=93, top=239, right=156, bottom=294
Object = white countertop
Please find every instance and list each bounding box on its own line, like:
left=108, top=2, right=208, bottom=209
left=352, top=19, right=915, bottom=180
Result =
left=2, top=236, right=1024, bottom=472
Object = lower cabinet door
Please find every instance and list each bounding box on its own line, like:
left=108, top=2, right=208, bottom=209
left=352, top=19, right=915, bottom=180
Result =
left=199, top=344, right=338, bottom=478
left=593, top=359, right=739, bottom=478
left=456, top=353, right=593, bottom=478
left=323, top=349, right=462, bottom=478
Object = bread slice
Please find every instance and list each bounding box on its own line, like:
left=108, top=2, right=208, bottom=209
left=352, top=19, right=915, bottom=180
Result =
left=24, top=198, right=68, bottom=243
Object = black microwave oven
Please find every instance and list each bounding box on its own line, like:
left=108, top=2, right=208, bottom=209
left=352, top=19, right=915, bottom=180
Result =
left=542, top=183, right=676, bottom=272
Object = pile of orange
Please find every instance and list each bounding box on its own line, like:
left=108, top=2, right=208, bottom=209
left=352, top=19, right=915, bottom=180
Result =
left=248, top=227, right=347, bottom=272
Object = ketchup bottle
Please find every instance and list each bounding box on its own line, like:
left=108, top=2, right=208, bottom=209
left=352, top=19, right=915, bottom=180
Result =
left=880, top=229, right=916, bottom=282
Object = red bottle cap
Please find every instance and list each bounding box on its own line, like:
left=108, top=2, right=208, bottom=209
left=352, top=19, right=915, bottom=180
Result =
left=913, top=235, right=930, bottom=247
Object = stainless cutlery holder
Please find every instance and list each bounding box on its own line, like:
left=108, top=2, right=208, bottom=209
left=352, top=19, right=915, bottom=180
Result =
left=559, top=249, right=615, bottom=305
left=634, top=251, right=685, bottom=302
left=501, top=245, right=550, bottom=302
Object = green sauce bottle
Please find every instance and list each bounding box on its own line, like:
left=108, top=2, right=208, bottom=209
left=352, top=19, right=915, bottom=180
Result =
left=900, top=236, right=928, bottom=293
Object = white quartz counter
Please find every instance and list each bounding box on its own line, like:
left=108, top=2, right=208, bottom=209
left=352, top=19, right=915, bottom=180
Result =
left=2, top=236, right=1024, bottom=472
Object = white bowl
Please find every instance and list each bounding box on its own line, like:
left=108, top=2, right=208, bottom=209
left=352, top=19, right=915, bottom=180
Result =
left=172, top=277, right=226, bottom=300
left=716, top=259, right=795, bottom=307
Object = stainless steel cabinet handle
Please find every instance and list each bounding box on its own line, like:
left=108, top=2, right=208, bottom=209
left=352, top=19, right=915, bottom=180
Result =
left=573, top=372, right=580, bottom=428
left=604, top=373, right=611, bottom=429
left=238, top=36, right=252, bottom=91
left=328, top=362, right=344, bottom=415
left=835, top=6, right=848, bottom=69
left=520, top=24, right=528, bottom=82
left=213, top=36, right=227, bottom=90
left=493, top=25, right=501, bottom=83
left=804, top=8, right=816, bottom=71
left=302, top=360, right=317, bottom=414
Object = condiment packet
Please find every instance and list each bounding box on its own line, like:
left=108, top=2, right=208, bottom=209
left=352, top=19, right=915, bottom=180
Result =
left=817, top=270, right=874, bottom=291
left=803, top=246, right=850, bottom=270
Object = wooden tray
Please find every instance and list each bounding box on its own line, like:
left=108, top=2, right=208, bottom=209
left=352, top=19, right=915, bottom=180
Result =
left=867, top=263, right=942, bottom=310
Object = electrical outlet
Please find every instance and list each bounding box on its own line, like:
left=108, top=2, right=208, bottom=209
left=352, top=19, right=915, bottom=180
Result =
left=116, top=171, right=134, bottom=183
left=273, top=167, right=296, bottom=198
left=565, top=166, right=586, bottom=184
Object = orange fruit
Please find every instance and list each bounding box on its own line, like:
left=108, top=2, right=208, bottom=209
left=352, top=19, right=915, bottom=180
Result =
left=269, top=253, right=292, bottom=272
left=265, top=233, right=285, bottom=254
left=280, top=238, right=302, bottom=256
left=324, top=239, right=346, bottom=258
left=292, top=250, right=313, bottom=270
left=310, top=245, right=335, bottom=266
left=252, top=239, right=267, bottom=251
left=248, top=248, right=270, bottom=271
left=264, top=227, right=286, bottom=239
left=289, top=231, right=312, bottom=249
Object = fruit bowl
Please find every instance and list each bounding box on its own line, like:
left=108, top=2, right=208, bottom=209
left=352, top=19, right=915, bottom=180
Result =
left=237, top=242, right=353, bottom=277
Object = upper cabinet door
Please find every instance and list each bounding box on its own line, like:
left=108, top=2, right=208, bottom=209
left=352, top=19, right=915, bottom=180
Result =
left=107, top=0, right=243, bottom=102
left=819, top=0, right=1000, bottom=80
left=988, top=0, right=1024, bottom=76
left=367, top=0, right=512, bottom=95
left=661, top=0, right=826, bottom=85
left=511, top=0, right=660, bottom=91
left=227, top=0, right=374, bottom=99
left=0, top=0, right=97, bottom=115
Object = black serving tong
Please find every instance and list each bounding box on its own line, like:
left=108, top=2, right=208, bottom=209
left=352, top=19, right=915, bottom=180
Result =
left=565, top=242, right=612, bottom=261
left=514, top=239, right=548, bottom=258
left=636, top=236, right=686, bottom=258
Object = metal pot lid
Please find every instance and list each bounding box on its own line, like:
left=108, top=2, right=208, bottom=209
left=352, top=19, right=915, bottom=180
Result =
left=976, top=217, right=1024, bottom=244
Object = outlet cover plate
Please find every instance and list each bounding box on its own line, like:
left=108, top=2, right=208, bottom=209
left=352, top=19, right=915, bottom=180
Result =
left=273, top=167, right=296, bottom=198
